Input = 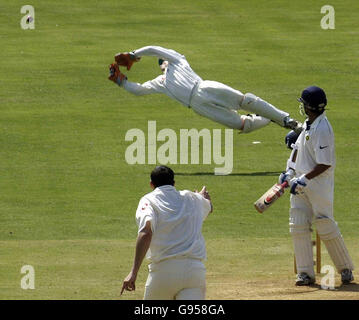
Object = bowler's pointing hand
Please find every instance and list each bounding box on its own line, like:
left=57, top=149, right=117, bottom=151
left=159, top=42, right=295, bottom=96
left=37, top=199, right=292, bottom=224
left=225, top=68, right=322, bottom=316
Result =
left=121, top=270, right=137, bottom=295
left=196, top=186, right=213, bottom=213
left=198, top=186, right=211, bottom=201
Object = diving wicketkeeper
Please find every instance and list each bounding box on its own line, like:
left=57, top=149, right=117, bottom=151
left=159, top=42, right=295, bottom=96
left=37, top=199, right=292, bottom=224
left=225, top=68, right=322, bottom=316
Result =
left=108, top=46, right=302, bottom=134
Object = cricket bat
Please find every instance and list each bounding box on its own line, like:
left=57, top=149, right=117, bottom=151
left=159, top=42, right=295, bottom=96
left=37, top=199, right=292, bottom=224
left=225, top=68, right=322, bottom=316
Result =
left=254, top=181, right=288, bottom=213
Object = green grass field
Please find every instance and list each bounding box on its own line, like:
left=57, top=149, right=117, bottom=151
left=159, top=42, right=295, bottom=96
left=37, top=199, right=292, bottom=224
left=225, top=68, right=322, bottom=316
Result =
left=1, top=0, right=359, bottom=300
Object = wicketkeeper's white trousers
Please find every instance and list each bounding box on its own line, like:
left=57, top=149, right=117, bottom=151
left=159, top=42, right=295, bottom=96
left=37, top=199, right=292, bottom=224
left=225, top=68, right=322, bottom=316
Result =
left=189, top=80, right=283, bottom=132
left=144, top=258, right=206, bottom=300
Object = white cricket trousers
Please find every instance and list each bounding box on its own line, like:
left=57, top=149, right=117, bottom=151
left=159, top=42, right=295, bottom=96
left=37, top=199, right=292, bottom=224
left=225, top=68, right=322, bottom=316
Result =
left=190, top=80, right=245, bottom=129
left=190, top=80, right=272, bottom=132
left=144, top=258, right=206, bottom=300
left=290, top=174, right=354, bottom=277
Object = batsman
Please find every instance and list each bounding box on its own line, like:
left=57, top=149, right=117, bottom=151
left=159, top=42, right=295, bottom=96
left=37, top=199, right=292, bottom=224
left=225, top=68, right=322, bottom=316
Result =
left=108, top=46, right=302, bottom=134
left=280, top=86, right=354, bottom=286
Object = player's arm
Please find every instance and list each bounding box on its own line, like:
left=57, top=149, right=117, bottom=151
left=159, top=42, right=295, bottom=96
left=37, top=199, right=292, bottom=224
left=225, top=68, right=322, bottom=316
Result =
left=289, top=126, right=333, bottom=195
left=286, top=148, right=297, bottom=171
left=289, top=163, right=331, bottom=195
left=194, top=186, right=213, bottom=219
left=304, top=126, right=333, bottom=180
left=198, top=186, right=213, bottom=213
left=132, top=221, right=152, bottom=275
left=279, top=147, right=298, bottom=185
left=121, top=221, right=152, bottom=295
left=304, top=164, right=331, bottom=180
left=132, top=46, right=183, bottom=63
left=122, top=78, right=162, bottom=96
left=109, top=63, right=162, bottom=96
left=113, top=46, right=182, bottom=70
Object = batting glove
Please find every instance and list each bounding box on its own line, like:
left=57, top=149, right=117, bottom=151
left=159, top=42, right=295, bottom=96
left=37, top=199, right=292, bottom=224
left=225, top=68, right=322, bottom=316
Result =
left=278, top=168, right=295, bottom=186
left=289, top=174, right=309, bottom=195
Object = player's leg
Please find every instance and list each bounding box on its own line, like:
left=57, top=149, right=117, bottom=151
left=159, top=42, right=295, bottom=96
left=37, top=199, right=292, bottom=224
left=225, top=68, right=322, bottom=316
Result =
left=175, top=287, right=205, bottom=300
left=196, top=80, right=244, bottom=111
left=309, top=178, right=354, bottom=283
left=195, top=81, right=301, bottom=132
left=143, top=260, right=182, bottom=300
left=175, top=259, right=206, bottom=300
left=191, top=99, right=270, bottom=133
left=290, top=193, right=316, bottom=284
left=240, top=93, right=302, bottom=132
left=314, top=217, right=354, bottom=283
left=241, top=114, right=271, bottom=133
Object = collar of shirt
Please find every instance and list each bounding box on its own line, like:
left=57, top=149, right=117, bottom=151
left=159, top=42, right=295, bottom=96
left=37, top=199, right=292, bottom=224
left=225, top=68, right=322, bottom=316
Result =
left=155, top=185, right=176, bottom=191
left=305, top=112, right=326, bottom=131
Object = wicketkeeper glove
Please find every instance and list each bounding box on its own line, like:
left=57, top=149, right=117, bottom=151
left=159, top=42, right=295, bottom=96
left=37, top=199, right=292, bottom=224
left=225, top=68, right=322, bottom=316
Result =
left=289, top=174, right=309, bottom=195
left=114, top=52, right=140, bottom=71
left=278, top=168, right=295, bottom=186
left=108, top=63, right=127, bottom=85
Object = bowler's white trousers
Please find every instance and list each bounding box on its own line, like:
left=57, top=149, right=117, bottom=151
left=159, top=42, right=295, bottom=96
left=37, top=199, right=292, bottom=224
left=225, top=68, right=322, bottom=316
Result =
left=144, top=258, right=206, bottom=300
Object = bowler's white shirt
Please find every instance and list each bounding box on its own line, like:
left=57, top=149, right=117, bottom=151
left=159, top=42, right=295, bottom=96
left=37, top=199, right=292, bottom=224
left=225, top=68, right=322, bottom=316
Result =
left=122, top=46, right=203, bottom=106
left=136, top=185, right=211, bottom=264
left=294, top=112, right=335, bottom=178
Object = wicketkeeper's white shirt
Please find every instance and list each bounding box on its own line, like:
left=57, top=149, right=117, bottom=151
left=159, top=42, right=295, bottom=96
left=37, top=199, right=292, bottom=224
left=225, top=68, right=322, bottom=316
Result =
left=123, top=46, right=203, bottom=106
left=136, top=185, right=211, bottom=264
left=294, top=112, right=335, bottom=178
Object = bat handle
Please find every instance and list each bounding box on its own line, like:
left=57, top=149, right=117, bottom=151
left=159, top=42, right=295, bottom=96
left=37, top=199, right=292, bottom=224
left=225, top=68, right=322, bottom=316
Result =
left=281, top=181, right=289, bottom=188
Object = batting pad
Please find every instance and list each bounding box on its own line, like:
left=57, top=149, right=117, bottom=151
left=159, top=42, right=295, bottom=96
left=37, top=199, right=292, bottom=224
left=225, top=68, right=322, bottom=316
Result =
left=290, top=209, right=315, bottom=278
left=314, top=217, right=354, bottom=272
left=240, top=93, right=289, bottom=126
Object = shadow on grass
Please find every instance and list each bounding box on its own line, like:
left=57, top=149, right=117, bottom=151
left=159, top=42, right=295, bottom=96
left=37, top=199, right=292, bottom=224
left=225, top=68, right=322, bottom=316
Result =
left=176, top=171, right=282, bottom=177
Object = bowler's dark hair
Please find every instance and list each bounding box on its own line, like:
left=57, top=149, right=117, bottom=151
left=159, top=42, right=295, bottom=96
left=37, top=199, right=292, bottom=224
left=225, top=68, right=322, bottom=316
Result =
left=150, top=166, right=175, bottom=188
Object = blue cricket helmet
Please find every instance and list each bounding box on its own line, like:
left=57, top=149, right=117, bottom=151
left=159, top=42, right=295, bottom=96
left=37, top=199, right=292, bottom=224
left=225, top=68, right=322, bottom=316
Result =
left=298, top=86, right=327, bottom=112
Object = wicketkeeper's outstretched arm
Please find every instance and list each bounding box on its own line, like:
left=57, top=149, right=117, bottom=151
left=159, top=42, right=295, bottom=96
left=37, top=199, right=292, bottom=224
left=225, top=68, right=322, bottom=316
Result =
left=122, top=80, right=161, bottom=96
left=114, top=46, right=182, bottom=70
left=131, top=46, right=184, bottom=63
left=108, top=63, right=161, bottom=96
